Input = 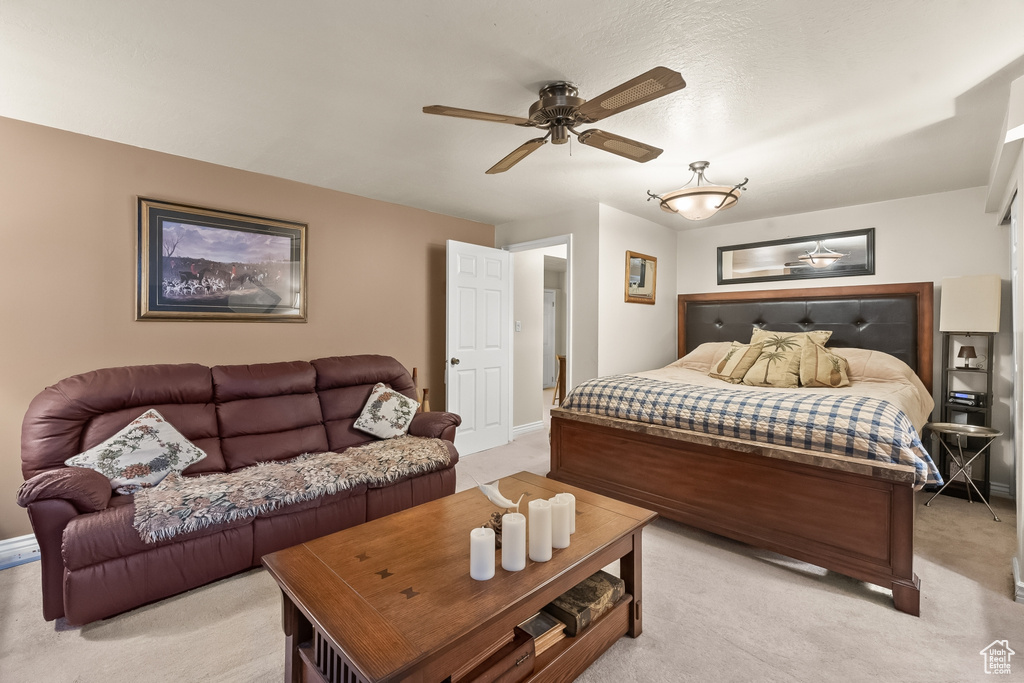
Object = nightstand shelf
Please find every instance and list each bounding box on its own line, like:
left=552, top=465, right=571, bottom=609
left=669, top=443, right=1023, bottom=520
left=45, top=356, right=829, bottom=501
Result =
left=934, top=331, right=994, bottom=500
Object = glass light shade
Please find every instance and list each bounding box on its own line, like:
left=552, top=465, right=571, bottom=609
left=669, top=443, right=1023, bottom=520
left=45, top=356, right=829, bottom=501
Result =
left=658, top=185, right=740, bottom=221
left=798, top=241, right=847, bottom=269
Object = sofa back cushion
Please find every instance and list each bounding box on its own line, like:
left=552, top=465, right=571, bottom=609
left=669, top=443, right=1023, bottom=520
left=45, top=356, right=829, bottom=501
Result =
left=312, top=355, right=417, bottom=452
left=213, top=361, right=329, bottom=470
left=21, top=364, right=222, bottom=480
left=22, top=355, right=421, bottom=481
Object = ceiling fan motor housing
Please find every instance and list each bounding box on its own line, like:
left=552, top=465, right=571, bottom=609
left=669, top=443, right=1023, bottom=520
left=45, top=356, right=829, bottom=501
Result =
left=529, top=82, right=584, bottom=144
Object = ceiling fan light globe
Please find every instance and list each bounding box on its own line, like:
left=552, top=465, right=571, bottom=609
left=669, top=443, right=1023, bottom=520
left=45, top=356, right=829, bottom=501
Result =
left=659, top=185, right=739, bottom=220
left=803, top=256, right=840, bottom=269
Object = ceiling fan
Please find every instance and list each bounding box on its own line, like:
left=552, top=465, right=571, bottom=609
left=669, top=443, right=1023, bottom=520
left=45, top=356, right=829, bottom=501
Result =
left=423, top=67, right=685, bottom=174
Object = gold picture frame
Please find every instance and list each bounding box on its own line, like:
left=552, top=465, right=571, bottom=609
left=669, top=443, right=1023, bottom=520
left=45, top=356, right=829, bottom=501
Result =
left=137, top=198, right=307, bottom=322
left=624, top=251, right=657, bottom=304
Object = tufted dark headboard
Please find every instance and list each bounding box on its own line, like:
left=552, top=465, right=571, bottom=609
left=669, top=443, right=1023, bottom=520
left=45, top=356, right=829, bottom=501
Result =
left=677, top=282, right=934, bottom=392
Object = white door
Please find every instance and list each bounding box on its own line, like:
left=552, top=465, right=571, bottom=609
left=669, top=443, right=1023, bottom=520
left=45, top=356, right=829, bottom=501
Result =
left=543, top=289, right=557, bottom=387
left=446, top=240, right=511, bottom=455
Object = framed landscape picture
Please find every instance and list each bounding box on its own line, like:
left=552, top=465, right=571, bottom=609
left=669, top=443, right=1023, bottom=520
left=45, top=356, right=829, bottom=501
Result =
left=137, top=198, right=307, bottom=321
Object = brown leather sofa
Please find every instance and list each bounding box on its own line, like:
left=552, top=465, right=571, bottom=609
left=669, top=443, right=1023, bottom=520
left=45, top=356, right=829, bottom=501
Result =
left=17, top=355, right=460, bottom=625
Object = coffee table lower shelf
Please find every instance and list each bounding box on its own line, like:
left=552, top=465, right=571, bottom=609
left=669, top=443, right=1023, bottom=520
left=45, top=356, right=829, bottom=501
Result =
left=296, top=595, right=633, bottom=683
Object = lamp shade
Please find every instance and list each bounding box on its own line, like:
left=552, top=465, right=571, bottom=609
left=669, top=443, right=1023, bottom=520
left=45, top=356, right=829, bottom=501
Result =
left=939, top=275, right=1001, bottom=333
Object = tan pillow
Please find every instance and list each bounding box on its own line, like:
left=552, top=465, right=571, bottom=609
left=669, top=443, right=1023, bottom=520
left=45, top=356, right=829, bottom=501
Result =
left=742, top=345, right=803, bottom=387
left=750, top=328, right=832, bottom=350
left=709, top=342, right=764, bottom=383
left=800, top=343, right=851, bottom=387
left=668, top=341, right=732, bottom=372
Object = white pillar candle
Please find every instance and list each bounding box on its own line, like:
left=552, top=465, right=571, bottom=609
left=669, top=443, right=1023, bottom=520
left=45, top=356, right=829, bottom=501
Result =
left=528, top=499, right=552, bottom=562
left=556, top=492, right=576, bottom=534
left=501, top=512, right=526, bottom=571
left=470, top=527, right=495, bottom=580
left=549, top=496, right=571, bottom=549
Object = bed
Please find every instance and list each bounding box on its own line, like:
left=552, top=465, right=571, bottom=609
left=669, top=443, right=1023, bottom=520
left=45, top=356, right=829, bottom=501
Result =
left=548, top=282, right=935, bottom=615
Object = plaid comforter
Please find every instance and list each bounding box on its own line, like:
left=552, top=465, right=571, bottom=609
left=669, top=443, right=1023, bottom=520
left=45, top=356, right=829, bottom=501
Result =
left=562, top=375, right=941, bottom=489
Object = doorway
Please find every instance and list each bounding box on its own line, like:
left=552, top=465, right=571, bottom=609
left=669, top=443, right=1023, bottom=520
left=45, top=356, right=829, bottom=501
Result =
left=505, top=236, right=571, bottom=438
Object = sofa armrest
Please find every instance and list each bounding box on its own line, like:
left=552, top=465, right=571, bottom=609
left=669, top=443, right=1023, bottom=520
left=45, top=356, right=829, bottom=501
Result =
left=408, top=411, right=461, bottom=442
left=17, top=467, right=112, bottom=513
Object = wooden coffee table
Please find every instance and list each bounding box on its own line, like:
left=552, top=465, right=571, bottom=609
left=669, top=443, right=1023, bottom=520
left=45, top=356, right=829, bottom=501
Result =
left=262, top=471, right=657, bottom=682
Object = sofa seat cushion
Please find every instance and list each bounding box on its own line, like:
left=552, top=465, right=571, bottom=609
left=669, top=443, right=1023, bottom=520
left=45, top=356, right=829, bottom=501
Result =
left=364, top=440, right=459, bottom=488
left=62, top=499, right=252, bottom=570
left=252, top=488, right=368, bottom=561
left=253, top=483, right=368, bottom=519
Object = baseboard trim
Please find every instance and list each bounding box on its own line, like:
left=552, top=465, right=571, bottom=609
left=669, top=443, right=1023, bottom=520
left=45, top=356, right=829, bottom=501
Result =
left=0, top=533, right=40, bottom=570
left=990, top=482, right=1013, bottom=499
left=1014, top=556, right=1024, bottom=604
left=512, top=421, right=546, bottom=439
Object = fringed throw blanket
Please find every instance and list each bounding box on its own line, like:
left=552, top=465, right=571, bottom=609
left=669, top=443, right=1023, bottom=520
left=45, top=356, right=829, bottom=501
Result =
left=133, top=436, right=451, bottom=543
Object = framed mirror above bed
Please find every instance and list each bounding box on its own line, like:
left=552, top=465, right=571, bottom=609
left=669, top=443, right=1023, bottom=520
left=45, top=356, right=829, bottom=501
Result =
left=718, top=228, right=874, bottom=285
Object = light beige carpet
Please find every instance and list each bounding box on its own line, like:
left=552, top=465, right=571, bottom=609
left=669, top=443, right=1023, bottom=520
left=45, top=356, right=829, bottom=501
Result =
left=1, top=428, right=1021, bottom=682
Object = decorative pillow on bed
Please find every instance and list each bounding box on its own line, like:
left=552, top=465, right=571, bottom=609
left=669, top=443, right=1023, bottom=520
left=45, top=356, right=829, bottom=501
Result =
left=354, top=382, right=420, bottom=439
left=749, top=328, right=832, bottom=349
left=65, top=409, right=207, bottom=495
left=799, top=342, right=851, bottom=387
left=742, top=345, right=803, bottom=387
left=708, top=342, right=764, bottom=383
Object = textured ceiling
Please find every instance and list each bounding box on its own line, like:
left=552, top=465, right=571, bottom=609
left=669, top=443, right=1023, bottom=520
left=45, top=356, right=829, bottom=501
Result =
left=3, top=1, right=1024, bottom=230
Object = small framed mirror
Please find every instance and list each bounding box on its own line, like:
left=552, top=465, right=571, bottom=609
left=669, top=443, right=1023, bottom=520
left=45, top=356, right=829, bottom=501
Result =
left=717, top=228, right=874, bottom=285
left=625, top=251, right=657, bottom=304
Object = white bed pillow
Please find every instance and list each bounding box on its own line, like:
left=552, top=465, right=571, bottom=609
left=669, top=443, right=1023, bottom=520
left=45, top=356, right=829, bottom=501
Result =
left=667, top=342, right=733, bottom=373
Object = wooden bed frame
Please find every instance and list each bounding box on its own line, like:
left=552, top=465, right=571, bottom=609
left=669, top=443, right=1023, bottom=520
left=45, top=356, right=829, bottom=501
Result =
left=549, top=282, right=934, bottom=616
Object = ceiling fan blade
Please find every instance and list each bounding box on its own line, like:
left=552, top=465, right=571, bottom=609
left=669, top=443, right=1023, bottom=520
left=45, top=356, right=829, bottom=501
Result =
left=423, top=105, right=533, bottom=126
left=576, top=67, right=686, bottom=123
left=485, top=138, right=547, bottom=174
left=576, top=129, right=663, bottom=163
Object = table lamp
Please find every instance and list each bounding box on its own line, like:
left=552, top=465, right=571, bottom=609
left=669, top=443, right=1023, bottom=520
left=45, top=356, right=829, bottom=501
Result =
left=957, top=345, right=977, bottom=368
left=939, top=275, right=1001, bottom=334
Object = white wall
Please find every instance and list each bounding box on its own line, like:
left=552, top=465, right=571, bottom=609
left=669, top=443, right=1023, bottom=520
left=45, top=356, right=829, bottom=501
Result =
left=999, top=152, right=1023, bottom=599
left=497, top=206, right=599, bottom=389
left=598, top=205, right=679, bottom=375
left=511, top=250, right=544, bottom=428
left=544, top=267, right=567, bottom=356
left=676, top=186, right=1015, bottom=492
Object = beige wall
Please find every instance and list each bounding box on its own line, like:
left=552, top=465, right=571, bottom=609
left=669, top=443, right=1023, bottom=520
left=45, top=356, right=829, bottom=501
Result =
left=0, top=116, right=493, bottom=539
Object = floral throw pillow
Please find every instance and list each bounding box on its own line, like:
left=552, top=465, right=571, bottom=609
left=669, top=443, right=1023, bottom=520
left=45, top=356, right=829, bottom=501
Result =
left=65, top=409, right=207, bottom=494
left=354, top=383, right=420, bottom=439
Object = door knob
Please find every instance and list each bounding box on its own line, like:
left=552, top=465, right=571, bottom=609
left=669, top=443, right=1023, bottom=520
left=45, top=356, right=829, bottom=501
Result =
left=450, top=357, right=460, bottom=365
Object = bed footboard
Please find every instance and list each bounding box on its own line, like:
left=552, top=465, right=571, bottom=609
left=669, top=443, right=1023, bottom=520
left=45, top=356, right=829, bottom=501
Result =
left=549, top=414, right=920, bottom=616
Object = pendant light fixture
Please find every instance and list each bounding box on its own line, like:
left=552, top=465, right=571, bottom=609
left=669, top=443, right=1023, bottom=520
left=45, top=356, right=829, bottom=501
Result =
left=647, top=161, right=748, bottom=221
left=798, top=241, right=848, bottom=269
